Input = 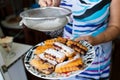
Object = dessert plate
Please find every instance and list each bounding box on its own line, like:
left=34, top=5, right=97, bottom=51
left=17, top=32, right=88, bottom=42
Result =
left=24, top=40, right=95, bottom=79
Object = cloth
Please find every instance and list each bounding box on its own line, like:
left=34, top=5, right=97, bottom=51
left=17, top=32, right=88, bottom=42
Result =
left=60, top=0, right=112, bottom=79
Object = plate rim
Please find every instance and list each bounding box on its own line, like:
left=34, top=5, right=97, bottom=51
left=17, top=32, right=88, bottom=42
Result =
left=24, top=40, right=96, bottom=79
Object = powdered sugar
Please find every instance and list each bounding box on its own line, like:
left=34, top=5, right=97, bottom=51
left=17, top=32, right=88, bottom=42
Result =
left=23, top=17, right=68, bottom=31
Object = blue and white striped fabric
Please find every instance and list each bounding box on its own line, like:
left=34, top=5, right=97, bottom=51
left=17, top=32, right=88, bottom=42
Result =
left=60, top=0, right=112, bottom=79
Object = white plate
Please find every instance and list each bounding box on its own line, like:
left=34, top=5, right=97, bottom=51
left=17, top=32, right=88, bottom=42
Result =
left=24, top=40, right=95, bottom=79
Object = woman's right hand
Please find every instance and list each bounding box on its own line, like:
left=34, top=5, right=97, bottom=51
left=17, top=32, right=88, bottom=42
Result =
left=39, top=0, right=61, bottom=7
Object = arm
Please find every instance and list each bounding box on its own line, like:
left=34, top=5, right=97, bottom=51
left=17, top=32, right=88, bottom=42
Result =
left=75, top=0, right=120, bottom=45
left=96, top=0, right=120, bottom=43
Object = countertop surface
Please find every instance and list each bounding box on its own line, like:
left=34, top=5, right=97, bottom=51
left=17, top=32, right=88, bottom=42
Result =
left=1, top=42, right=32, bottom=67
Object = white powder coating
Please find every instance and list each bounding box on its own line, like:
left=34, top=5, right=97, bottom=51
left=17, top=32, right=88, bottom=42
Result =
left=44, top=48, right=66, bottom=58
left=39, top=53, right=57, bottom=65
left=55, top=54, right=80, bottom=67
left=54, top=42, right=74, bottom=54
left=23, top=17, right=68, bottom=31
left=0, top=36, right=13, bottom=43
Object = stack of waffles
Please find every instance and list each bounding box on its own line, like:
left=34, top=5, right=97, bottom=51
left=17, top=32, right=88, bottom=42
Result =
left=30, top=37, right=88, bottom=75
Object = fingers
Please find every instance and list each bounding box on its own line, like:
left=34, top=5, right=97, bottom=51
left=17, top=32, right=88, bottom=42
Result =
left=51, top=0, right=56, bottom=6
left=74, top=36, right=95, bottom=45
left=47, top=0, right=53, bottom=6
left=52, top=0, right=61, bottom=6
left=74, top=36, right=89, bottom=42
left=39, top=0, right=46, bottom=7
left=39, top=0, right=52, bottom=7
left=39, top=0, right=60, bottom=7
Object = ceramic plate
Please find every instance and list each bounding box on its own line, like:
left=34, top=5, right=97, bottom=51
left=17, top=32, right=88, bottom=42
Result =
left=24, top=40, right=95, bottom=79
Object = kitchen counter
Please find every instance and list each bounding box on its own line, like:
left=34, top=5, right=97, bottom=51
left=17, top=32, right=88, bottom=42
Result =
left=1, top=42, right=32, bottom=68
left=0, top=42, right=32, bottom=80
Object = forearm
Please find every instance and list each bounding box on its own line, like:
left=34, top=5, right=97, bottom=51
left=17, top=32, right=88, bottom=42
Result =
left=95, top=0, right=120, bottom=45
left=95, top=25, right=120, bottom=45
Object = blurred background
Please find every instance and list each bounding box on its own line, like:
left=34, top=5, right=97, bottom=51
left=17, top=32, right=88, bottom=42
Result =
left=0, top=0, right=120, bottom=80
left=0, top=0, right=48, bottom=45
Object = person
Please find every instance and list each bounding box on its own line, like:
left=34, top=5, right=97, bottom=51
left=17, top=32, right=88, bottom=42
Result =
left=39, top=0, right=120, bottom=80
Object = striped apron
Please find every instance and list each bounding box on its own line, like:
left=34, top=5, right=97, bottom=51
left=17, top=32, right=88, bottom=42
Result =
left=60, top=0, right=112, bottom=79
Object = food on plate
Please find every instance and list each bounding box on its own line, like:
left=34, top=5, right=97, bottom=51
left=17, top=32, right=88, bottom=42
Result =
left=44, top=38, right=57, bottom=45
left=30, top=58, right=55, bottom=74
left=40, top=48, right=66, bottom=63
left=56, top=37, right=68, bottom=44
left=29, top=37, right=88, bottom=75
left=34, top=45, right=53, bottom=55
left=66, top=40, right=88, bottom=55
left=38, top=53, right=58, bottom=65
left=44, top=37, right=68, bottom=45
left=53, top=42, right=75, bottom=57
left=55, top=54, right=83, bottom=73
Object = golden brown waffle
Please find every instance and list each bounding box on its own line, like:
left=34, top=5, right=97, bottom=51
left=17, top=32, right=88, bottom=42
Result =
left=30, top=58, right=55, bottom=74
left=55, top=58, right=83, bottom=73
left=66, top=40, right=88, bottom=54
left=34, top=45, right=54, bottom=55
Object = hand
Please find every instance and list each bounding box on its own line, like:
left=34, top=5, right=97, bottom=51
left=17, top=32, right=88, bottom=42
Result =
left=39, top=0, right=61, bottom=7
left=74, top=36, right=99, bottom=46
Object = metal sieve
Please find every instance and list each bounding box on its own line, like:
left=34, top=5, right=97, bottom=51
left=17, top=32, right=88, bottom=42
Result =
left=20, top=7, right=72, bottom=31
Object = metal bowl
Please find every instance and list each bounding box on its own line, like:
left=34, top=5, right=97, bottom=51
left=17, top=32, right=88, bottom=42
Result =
left=20, top=7, right=71, bottom=31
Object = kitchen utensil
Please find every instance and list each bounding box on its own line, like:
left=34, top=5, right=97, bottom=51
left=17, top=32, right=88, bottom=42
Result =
left=20, top=7, right=72, bottom=31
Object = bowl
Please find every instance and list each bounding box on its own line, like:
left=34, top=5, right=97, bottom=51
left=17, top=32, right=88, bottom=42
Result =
left=20, top=7, right=72, bottom=31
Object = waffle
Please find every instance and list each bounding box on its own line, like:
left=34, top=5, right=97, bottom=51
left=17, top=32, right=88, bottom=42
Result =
left=66, top=40, right=88, bottom=55
left=30, top=58, right=55, bottom=74
left=55, top=58, right=83, bottom=73
left=34, top=45, right=53, bottom=55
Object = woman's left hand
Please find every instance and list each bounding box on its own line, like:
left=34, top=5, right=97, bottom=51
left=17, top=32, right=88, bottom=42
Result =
left=74, top=36, right=99, bottom=46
